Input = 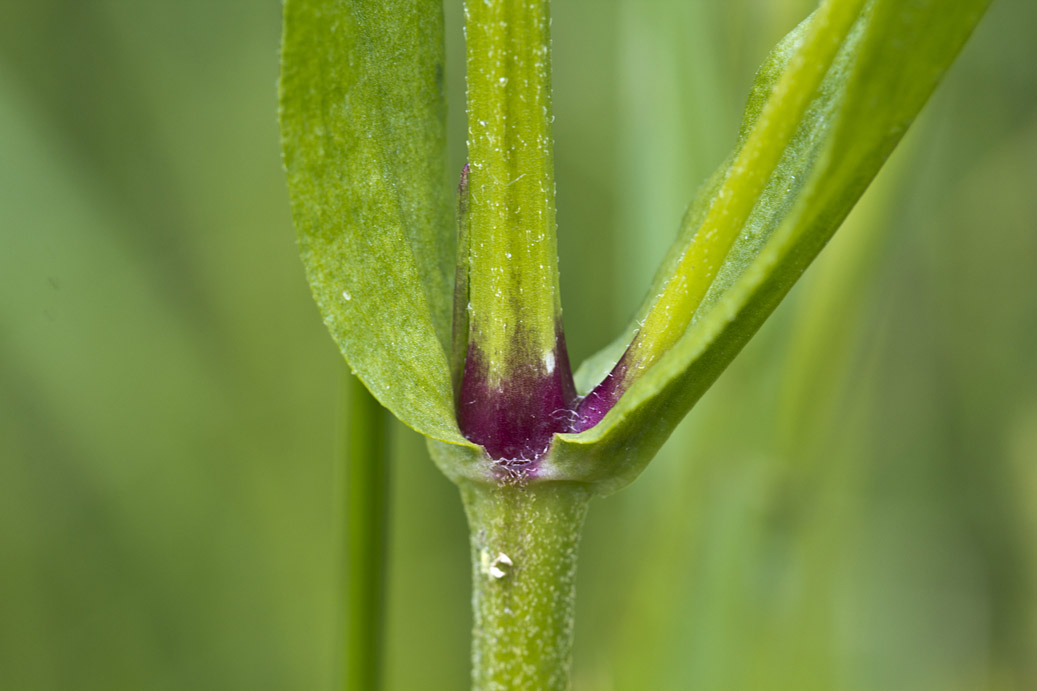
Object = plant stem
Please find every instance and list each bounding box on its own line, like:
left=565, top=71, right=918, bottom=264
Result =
left=460, top=480, right=591, bottom=691
left=341, top=372, right=390, bottom=691
left=459, top=0, right=577, bottom=464
left=463, top=0, right=561, bottom=361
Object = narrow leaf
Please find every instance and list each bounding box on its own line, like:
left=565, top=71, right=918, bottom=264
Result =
left=550, top=0, right=992, bottom=494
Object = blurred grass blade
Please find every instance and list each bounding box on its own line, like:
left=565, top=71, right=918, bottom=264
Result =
left=279, top=0, right=465, bottom=443
left=554, top=0, right=992, bottom=493
left=341, top=373, right=390, bottom=691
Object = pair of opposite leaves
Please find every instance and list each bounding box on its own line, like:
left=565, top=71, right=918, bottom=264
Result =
left=280, top=0, right=989, bottom=494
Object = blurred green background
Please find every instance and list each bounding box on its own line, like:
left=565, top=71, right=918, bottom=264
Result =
left=2, top=1, right=1035, bottom=689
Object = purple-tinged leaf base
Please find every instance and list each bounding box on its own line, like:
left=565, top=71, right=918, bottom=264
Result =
left=457, top=329, right=577, bottom=464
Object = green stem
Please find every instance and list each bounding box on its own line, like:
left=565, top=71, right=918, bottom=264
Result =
left=460, top=481, right=591, bottom=691
left=462, top=0, right=562, bottom=376
left=341, top=373, right=390, bottom=691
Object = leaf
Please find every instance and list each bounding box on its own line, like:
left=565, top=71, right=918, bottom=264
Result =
left=548, top=0, right=992, bottom=494
left=279, top=0, right=467, bottom=443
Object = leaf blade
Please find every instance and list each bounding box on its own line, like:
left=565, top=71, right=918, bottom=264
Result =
left=552, top=0, right=992, bottom=493
left=279, top=0, right=465, bottom=442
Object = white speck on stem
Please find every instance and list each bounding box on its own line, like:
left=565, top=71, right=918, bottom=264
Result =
left=342, top=290, right=352, bottom=301
left=488, top=552, right=513, bottom=580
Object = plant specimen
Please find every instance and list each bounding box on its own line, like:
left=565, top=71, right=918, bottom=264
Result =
left=278, top=0, right=991, bottom=688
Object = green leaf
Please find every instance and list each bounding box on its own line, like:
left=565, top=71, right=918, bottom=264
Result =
left=549, top=0, right=991, bottom=494
left=279, top=0, right=467, bottom=443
